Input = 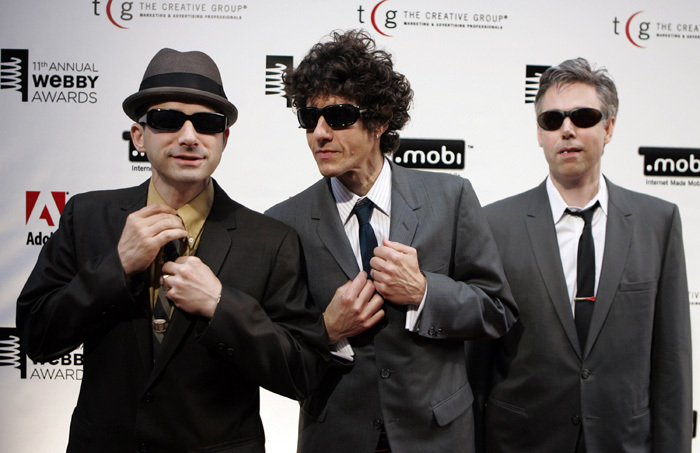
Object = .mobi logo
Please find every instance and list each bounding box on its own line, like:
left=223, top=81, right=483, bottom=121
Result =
left=639, top=147, right=700, bottom=177
left=393, top=139, right=465, bottom=170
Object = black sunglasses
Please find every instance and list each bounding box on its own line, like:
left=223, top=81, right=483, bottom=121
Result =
left=537, top=108, right=604, bottom=131
left=297, top=104, right=366, bottom=130
left=140, top=109, right=227, bottom=134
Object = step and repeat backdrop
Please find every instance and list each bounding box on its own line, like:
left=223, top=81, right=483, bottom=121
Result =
left=2, top=1, right=700, bottom=451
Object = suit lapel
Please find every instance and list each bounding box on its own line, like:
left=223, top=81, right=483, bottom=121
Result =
left=584, top=179, right=632, bottom=357
left=149, top=180, right=235, bottom=382
left=526, top=182, right=583, bottom=357
left=388, top=164, right=419, bottom=246
left=313, top=179, right=360, bottom=279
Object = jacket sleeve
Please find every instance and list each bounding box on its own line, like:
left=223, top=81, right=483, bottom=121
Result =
left=16, top=196, right=137, bottom=363
left=651, top=205, right=692, bottom=452
left=197, top=228, right=331, bottom=400
left=417, top=178, right=518, bottom=341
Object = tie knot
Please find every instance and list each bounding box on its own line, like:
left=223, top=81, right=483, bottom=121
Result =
left=566, top=201, right=599, bottom=226
left=353, top=199, right=374, bottom=226
left=163, top=238, right=183, bottom=262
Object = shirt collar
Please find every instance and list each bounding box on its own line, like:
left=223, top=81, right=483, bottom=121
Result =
left=546, top=174, right=609, bottom=223
left=146, top=179, right=214, bottom=235
left=331, top=157, right=392, bottom=224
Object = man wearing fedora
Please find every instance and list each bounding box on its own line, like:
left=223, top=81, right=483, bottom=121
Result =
left=17, top=48, right=329, bottom=452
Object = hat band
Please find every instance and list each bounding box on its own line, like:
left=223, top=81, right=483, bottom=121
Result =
left=139, top=72, right=227, bottom=99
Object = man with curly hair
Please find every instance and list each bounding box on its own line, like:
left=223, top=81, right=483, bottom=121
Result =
left=266, top=30, right=517, bottom=453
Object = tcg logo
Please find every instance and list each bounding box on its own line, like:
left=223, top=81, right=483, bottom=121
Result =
left=358, top=0, right=397, bottom=37
left=613, top=11, right=650, bottom=48
left=92, top=0, right=133, bottom=29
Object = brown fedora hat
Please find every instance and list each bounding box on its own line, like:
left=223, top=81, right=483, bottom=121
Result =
left=123, top=48, right=238, bottom=127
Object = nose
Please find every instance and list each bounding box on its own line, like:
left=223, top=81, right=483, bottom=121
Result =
left=311, top=115, right=333, bottom=142
left=177, top=120, right=200, bottom=146
left=560, top=116, right=576, bottom=139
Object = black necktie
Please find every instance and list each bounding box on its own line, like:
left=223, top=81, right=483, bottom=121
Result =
left=353, top=199, right=378, bottom=275
left=566, top=202, right=599, bottom=349
left=153, top=239, right=182, bottom=354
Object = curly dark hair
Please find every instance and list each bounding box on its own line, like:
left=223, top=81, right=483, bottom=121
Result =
left=284, top=29, right=413, bottom=154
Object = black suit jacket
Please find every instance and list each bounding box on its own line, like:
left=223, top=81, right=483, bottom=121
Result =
left=479, top=178, right=692, bottom=453
left=17, top=180, right=328, bottom=453
left=267, top=163, right=517, bottom=453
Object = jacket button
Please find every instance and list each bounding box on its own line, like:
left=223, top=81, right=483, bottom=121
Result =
left=380, top=369, right=391, bottom=379
left=216, top=343, right=226, bottom=350
left=372, top=419, right=384, bottom=430
left=571, top=415, right=581, bottom=425
left=581, top=369, right=590, bottom=379
left=143, top=392, right=153, bottom=404
left=226, top=348, right=235, bottom=356
left=138, top=442, right=151, bottom=452
left=428, top=327, right=436, bottom=336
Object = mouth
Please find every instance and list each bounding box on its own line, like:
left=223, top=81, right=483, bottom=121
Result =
left=315, top=149, right=337, bottom=159
left=172, top=154, right=204, bottom=165
left=558, top=147, right=582, bottom=155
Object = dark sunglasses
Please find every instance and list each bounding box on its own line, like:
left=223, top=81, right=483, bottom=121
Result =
left=537, top=108, right=604, bottom=131
left=139, top=109, right=227, bottom=134
left=297, top=104, right=366, bottom=129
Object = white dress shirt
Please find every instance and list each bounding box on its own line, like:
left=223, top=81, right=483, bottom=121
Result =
left=329, top=159, right=425, bottom=359
left=547, top=175, right=608, bottom=316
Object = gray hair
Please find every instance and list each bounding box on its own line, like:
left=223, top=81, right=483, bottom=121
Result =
left=534, top=57, right=619, bottom=121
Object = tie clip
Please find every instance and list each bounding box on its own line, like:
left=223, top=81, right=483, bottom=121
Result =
left=574, top=296, right=596, bottom=302
left=153, top=319, right=169, bottom=333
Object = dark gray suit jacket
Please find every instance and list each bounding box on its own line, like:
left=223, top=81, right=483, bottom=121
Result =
left=480, top=178, right=692, bottom=453
left=266, top=162, right=517, bottom=453
left=17, top=179, right=328, bottom=453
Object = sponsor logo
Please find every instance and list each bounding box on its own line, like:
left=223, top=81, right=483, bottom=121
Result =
left=0, top=328, right=83, bottom=380
left=525, top=65, right=550, bottom=104
left=0, top=328, right=27, bottom=379
left=26, top=191, right=67, bottom=227
left=25, top=190, right=68, bottom=246
left=639, top=147, right=700, bottom=177
left=266, top=55, right=293, bottom=107
left=92, top=1, right=248, bottom=28
left=1, top=49, right=99, bottom=104
left=358, top=1, right=509, bottom=36
left=613, top=11, right=700, bottom=48
left=393, top=139, right=465, bottom=170
left=1, top=49, right=29, bottom=101
left=640, top=147, right=700, bottom=188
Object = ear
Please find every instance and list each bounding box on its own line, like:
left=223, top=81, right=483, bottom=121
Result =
left=222, top=128, right=230, bottom=150
left=536, top=122, right=544, bottom=148
left=603, top=116, right=615, bottom=145
left=375, top=122, right=389, bottom=138
left=131, top=123, right=145, bottom=152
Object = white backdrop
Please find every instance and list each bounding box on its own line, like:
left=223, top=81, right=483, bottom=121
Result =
left=2, top=1, right=700, bottom=451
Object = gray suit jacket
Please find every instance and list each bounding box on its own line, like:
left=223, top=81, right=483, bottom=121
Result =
left=266, top=162, right=516, bottom=453
left=480, top=178, right=692, bottom=453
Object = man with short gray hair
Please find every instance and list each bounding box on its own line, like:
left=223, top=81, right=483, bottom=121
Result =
left=479, top=57, right=692, bottom=452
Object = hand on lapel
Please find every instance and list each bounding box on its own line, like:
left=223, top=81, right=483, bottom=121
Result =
left=370, top=239, right=427, bottom=305
left=162, top=256, right=222, bottom=319
left=323, top=271, right=385, bottom=343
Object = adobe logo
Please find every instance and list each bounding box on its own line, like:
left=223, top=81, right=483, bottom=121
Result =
left=26, top=191, right=67, bottom=226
